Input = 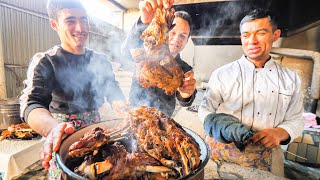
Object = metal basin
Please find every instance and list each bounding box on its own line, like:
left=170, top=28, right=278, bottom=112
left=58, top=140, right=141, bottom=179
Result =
left=0, top=98, right=22, bottom=129
left=56, top=119, right=209, bottom=180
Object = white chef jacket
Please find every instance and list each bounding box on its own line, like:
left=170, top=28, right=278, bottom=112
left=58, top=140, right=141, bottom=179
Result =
left=199, top=55, right=304, bottom=142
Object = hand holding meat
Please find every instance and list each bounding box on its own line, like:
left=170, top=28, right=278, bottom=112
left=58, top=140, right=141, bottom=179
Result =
left=40, top=122, right=75, bottom=170
left=131, top=7, right=184, bottom=95
left=177, top=70, right=196, bottom=98
left=139, top=0, right=174, bottom=24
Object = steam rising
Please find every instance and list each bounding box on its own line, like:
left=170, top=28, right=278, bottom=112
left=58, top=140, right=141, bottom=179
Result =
left=80, top=1, right=278, bottom=116
left=188, top=1, right=272, bottom=44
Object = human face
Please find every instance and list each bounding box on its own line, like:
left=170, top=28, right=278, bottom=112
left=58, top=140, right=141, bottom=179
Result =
left=50, top=8, right=89, bottom=54
left=240, top=17, right=280, bottom=63
left=169, top=17, right=190, bottom=57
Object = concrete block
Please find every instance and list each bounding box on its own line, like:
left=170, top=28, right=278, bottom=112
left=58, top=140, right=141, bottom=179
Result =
left=296, top=143, right=307, bottom=163
left=312, top=133, right=320, bottom=144
left=317, top=148, right=320, bottom=165
left=293, top=136, right=302, bottom=143
left=286, top=143, right=298, bottom=161
left=302, top=134, right=314, bottom=145
left=306, top=145, right=318, bottom=164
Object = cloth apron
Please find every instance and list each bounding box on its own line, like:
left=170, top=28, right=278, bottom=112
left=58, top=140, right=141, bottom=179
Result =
left=206, top=136, right=284, bottom=177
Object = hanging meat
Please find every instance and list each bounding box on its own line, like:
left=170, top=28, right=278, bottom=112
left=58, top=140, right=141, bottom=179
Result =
left=130, top=8, right=184, bottom=95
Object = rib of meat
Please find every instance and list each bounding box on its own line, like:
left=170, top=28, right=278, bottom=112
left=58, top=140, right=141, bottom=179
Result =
left=68, top=120, right=130, bottom=158
left=129, top=106, right=201, bottom=176
left=68, top=127, right=112, bottom=158
left=131, top=8, right=184, bottom=95
left=75, top=142, right=177, bottom=180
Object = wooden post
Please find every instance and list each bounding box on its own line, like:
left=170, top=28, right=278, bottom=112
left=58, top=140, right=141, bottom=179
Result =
left=0, top=27, right=7, bottom=100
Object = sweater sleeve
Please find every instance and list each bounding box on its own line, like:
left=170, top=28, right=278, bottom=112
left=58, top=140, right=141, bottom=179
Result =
left=176, top=89, right=197, bottom=106
left=89, top=53, right=126, bottom=104
left=19, top=53, right=55, bottom=122
left=121, top=17, right=148, bottom=60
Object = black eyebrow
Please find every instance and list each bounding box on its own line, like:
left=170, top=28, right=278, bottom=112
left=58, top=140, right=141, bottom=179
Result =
left=65, top=16, right=76, bottom=21
left=64, top=16, right=87, bottom=21
left=80, top=16, right=88, bottom=20
left=256, top=28, right=269, bottom=32
left=241, top=28, right=269, bottom=34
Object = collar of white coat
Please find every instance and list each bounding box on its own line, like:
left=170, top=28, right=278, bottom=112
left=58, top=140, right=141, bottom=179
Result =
left=239, top=55, right=278, bottom=70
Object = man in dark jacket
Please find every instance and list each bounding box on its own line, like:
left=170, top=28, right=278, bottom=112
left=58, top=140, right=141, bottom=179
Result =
left=122, top=0, right=197, bottom=116
left=19, top=0, right=125, bottom=176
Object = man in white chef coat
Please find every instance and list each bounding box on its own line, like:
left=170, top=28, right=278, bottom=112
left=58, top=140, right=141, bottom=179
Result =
left=198, top=8, right=304, bottom=176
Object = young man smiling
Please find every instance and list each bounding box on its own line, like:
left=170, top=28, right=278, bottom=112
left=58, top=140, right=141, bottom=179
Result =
left=199, top=9, right=304, bottom=176
left=20, top=0, right=125, bottom=178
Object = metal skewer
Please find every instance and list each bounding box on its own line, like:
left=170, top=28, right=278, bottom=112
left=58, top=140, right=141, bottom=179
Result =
left=283, top=150, right=307, bottom=160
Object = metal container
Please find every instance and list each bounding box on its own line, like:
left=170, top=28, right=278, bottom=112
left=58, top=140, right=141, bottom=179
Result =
left=0, top=98, right=22, bottom=129
left=56, top=119, right=209, bottom=180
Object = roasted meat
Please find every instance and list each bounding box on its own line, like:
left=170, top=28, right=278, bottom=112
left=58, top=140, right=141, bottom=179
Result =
left=140, top=8, right=175, bottom=50
left=129, top=106, right=201, bottom=176
left=75, top=142, right=176, bottom=180
left=67, top=106, right=202, bottom=179
left=131, top=8, right=184, bottom=95
left=0, top=123, right=39, bottom=141
left=68, top=121, right=130, bottom=158
left=69, top=127, right=112, bottom=158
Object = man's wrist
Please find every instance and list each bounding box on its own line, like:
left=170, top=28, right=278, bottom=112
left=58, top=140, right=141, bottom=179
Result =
left=276, top=127, right=290, bottom=144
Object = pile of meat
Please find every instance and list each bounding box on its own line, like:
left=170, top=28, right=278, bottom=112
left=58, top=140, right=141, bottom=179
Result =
left=0, top=123, right=40, bottom=141
left=67, top=106, right=201, bottom=179
left=130, top=8, right=184, bottom=95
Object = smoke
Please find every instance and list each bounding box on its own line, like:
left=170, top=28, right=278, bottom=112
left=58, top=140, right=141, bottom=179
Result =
left=184, top=1, right=273, bottom=45
left=81, top=1, right=274, bottom=117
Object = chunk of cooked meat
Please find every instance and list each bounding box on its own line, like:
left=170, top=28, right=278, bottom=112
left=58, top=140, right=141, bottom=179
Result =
left=0, top=123, right=39, bottom=141
left=68, top=120, right=130, bottom=158
left=140, top=8, right=175, bottom=50
left=68, top=127, right=112, bottom=158
left=131, top=8, right=184, bottom=95
left=129, top=106, right=201, bottom=176
left=75, top=142, right=176, bottom=180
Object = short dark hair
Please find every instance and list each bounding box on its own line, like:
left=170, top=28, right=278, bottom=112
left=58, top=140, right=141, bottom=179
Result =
left=240, top=8, right=278, bottom=32
left=174, top=11, right=192, bottom=36
left=47, top=0, right=86, bottom=20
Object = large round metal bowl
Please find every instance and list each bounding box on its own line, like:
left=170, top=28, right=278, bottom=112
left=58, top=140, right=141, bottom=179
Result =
left=56, top=119, right=209, bottom=180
